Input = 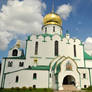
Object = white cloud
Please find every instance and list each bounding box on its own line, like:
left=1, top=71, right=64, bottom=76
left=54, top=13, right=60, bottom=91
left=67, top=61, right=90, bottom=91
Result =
left=20, top=40, right=26, bottom=48
left=0, top=31, right=14, bottom=50
left=0, top=0, right=46, bottom=50
left=56, top=4, right=72, bottom=20
left=84, top=37, right=92, bottom=56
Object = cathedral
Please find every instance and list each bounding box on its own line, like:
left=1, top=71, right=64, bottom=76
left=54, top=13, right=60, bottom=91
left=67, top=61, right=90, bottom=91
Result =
left=0, top=10, right=92, bottom=90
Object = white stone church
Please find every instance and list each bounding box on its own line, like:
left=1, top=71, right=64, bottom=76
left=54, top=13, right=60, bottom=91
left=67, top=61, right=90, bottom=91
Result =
left=0, top=11, right=92, bottom=90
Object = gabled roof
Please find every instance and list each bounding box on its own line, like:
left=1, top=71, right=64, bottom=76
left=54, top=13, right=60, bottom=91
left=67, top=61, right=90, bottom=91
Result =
left=84, top=51, right=92, bottom=60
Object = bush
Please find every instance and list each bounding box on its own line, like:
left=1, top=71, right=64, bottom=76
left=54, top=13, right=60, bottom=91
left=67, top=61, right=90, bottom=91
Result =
left=14, top=87, right=20, bottom=90
left=87, top=86, right=92, bottom=90
left=28, top=87, right=32, bottom=91
left=22, top=86, right=27, bottom=90
left=44, top=88, right=47, bottom=92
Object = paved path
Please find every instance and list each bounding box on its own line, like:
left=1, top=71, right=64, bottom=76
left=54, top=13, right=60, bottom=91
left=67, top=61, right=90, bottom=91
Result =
left=54, top=85, right=86, bottom=92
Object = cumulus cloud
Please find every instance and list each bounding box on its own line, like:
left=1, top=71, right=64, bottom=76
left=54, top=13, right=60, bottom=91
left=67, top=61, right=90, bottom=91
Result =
left=0, top=0, right=46, bottom=50
left=0, top=31, right=13, bottom=50
left=84, top=37, right=92, bottom=56
left=56, top=4, right=72, bottom=20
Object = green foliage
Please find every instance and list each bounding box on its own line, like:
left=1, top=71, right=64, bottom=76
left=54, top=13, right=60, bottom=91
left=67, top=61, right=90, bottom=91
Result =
left=28, top=87, right=32, bottom=91
left=81, top=86, right=92, bottom=92
left=22, top=86, right=27, bottom=90
left=86, top=86, right=92, bottom=90
left=15, top=87, right=20, bottom=90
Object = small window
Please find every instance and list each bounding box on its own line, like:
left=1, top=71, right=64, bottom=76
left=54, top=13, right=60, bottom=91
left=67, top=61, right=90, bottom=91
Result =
left=35, top=42, right=38, bottom=55
left=19, top=62, right=24, bottom=67
left=12, top=49, right=18, bottom=56
left=33, top=73, right=37, bottom=79
left=84, top=85, right=87, bottom=88
left=8, top=61, right=13, bottom=67
left=53, top=26, right=55, bottom=32
left=33, top=85, right=36, bottom=88
left=45, top=27, right=47, bottom=33
left=49, top=73, right=51, bottom=78
left=16, top=76, right=19, bottom=83
left=74, top=45, right=76, bottom=57
left=28, top=66, right=31, bottom=68
left=83, top=73, right=86, bottom=78
left=55, top=41, right=58, bottom=56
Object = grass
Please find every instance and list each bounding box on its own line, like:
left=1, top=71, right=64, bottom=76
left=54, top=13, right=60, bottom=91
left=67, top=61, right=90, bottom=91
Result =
left=0, top=88, right=53, bottom=92
left=81, top=86, right=92, bottom=92
left=0, top=86, right=92, bottom=92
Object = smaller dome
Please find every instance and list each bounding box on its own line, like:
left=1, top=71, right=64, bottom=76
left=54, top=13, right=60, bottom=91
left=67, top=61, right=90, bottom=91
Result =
left=43, top=13, right=62, bottom=26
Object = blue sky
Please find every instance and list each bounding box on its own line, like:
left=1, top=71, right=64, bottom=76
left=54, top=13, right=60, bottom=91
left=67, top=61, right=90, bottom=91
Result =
left=0, top=0, right=92, bottom=60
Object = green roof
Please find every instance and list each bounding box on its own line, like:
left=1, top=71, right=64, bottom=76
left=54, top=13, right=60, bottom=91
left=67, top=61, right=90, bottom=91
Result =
left=27, top=65, right=49, bottom=70
left=84, top=51, right=92, bottom=60
left=3, top=56, right=26, bottom=60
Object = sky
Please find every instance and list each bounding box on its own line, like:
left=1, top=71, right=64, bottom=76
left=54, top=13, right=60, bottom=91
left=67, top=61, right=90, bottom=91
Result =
left=0, top=0, right=92, bottom=61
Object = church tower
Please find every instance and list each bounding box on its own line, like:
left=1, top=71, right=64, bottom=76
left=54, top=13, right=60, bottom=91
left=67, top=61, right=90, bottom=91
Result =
left=42, top=0, right=62, bottom=35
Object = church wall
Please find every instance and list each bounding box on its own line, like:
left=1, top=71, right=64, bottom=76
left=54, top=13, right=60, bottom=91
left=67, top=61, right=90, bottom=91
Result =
left=90, top=69, right=92, bottom=86
left=75, top=44, right=84, bottom=67
left=0, top=59, right=5, bottom=87
left=26, top=35, right=55, bottom=66
left=26, top=35, right=85, bottom=67
left=51, top=72, right=57, bottom=90
left=4, top=59, right=26, bottom=73
left=78, top=68, right=90, bottom=88
left=4, top=70, right=48, bottom=88
left=85, top=60, right=92, bottom=68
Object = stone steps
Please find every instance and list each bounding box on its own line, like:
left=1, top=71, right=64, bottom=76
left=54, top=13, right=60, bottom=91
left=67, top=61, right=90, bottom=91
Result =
left=55, top=90, right=85, bottom=92
left=63, top=85, right=77, bottom=91
left=54, top=85, right=86, bottom=92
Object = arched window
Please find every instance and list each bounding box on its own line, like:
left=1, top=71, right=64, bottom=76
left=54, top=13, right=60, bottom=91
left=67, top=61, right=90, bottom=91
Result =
left=53, top=26, right=55, bottom=32
left=8, top=61, right=13, bottom=67
left=33, top=73, right=37, bottom=79
left=49, top=73, right=51, bottom=78
left=12, top=49, right=18, bottom=56
left=55, top=41, right=58, bottom=56
left=16, top=76, right=19, bottom=83
left=19, top=62, right=24, bottom=67
left=35, top=42, right=38, bottom=55
left=74, top=45, right=76, bottom=57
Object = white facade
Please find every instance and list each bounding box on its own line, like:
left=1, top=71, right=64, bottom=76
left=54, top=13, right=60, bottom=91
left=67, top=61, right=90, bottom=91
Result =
left=0, top=12, right=92, bottom=90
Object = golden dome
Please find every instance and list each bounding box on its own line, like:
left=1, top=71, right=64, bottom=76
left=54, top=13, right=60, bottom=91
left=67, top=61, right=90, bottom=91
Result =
left=43, top=13, right=62, bottom=26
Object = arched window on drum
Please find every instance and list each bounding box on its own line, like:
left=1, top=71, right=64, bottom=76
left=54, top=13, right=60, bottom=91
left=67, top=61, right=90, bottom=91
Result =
left=12, top=49, right=18, bottom=56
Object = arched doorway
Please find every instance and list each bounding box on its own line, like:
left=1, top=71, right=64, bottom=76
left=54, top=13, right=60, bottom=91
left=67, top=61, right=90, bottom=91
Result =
left=63, top=75, right=75, bottom=85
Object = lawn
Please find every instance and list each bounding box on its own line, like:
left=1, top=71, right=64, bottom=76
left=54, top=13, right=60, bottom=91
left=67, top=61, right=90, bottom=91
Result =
left=0, top=88, right=53, bottom=92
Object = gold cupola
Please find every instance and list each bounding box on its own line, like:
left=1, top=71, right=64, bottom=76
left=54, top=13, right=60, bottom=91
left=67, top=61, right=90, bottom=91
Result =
left=43, top=13, right=62, bottom=26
